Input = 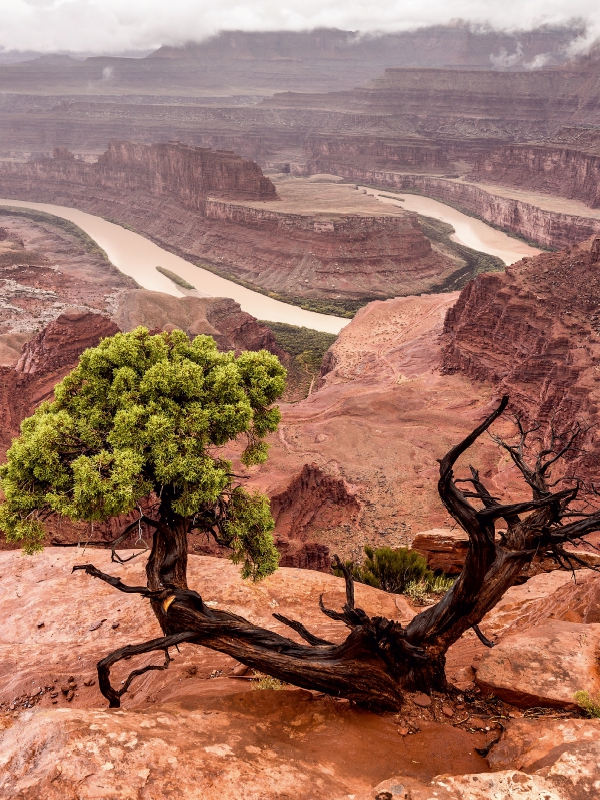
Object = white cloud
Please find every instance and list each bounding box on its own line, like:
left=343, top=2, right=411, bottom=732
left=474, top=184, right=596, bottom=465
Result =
left=0, top=0, right=598, bottom=55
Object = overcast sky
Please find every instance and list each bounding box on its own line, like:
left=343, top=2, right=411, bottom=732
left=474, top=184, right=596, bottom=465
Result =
left=0, top=0, right=598, bottom=56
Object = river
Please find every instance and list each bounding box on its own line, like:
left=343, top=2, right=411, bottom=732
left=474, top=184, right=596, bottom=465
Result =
left=0, top=198, right=348, bottom=335
left=0, top=195, right=539, bottom=335
left=361, top=188, right=541, bottom=265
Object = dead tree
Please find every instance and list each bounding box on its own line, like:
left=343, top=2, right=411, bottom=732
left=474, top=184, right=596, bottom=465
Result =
left=76, top=396, right=600, bottom=710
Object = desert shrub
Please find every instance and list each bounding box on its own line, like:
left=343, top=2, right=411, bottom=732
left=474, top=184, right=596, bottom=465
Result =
left=574, top=690, right=600, bottom=718
left=334, top=545, right=433, bottom=594
left=405, top=580, right=429, bottom=604
left=404, top=574, right=456, bottom=605
left=252, top=671, right=285, bottom=690
left=427, top=574, right=456, bottom=594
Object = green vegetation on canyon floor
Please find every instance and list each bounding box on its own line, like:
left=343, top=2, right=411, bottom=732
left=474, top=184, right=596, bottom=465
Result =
left=417, top=214, right=506, bottom=292
left=260, top=320, right=336, bottom=401
left=156, top=265, right=195, bottom=290
left=0, top=206, right=112, bottom=265
left=196, top=259, right=364, bottom=317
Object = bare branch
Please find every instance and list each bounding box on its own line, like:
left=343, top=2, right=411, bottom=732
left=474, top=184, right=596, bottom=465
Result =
left=272, top=613, right=334, bottom=646
left=332, top=554, right=355, bottom=610
left=72, top=564, right=154, bottom=596
left=472, top=624, right=496, bottom=648
left=438, top=396, right=509, bottom=540
left=97, top=632, right=198, bottom=707
left=476, top=487, right=576, bottom=523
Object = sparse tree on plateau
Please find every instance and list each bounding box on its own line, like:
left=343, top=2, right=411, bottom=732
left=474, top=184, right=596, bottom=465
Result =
left=2, top=334, right=600, bottom=710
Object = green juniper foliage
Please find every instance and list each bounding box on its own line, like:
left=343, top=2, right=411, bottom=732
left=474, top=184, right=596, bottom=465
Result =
left=0, top=327, right=286, bottom=579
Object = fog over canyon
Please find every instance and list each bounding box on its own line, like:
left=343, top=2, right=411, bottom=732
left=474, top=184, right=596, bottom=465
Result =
left=2, top=12, right=600, bottom=800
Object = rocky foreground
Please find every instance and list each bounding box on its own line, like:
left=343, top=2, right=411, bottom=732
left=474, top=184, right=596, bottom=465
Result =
left=0, top=548, right=599, bottom=798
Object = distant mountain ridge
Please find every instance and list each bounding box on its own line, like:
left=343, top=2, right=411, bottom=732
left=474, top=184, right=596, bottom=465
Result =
left=0, top=24, right=586, bottom=98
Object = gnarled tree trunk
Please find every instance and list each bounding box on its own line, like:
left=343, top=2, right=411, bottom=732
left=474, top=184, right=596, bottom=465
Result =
left=76, top=396, right=600, bottom=709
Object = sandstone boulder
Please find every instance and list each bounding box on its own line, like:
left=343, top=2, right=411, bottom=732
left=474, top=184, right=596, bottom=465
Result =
left=488, top=717, right=600, bottom=777
left=475, top=620, right=600, bottom=708
left=479, top=570, right=586, bottom=638
left=411, top=528, right=469, bottom=574
left=0, top=697, right=349, bottom=800
left=485, top=569, right=600, bottom=636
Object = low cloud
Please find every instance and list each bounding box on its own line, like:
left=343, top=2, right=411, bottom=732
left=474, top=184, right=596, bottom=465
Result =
left=489, top=44, right=525, bottom=68
left=0, top=1, right=599, bottom=56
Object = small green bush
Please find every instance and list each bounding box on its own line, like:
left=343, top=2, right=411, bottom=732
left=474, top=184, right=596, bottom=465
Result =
left=334, top=546, right=433, bottom=594
left=427, top=574, right=456, bottom=594
left=252, top=671, right=285, bottom=690
left=405, top=580, right=429, bottom=604
left=574, top=690, right=600, bottom=718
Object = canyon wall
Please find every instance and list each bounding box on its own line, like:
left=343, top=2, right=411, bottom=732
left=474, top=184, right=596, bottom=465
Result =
left=441, top=237, right=600, bottom=471
left=305, top=166, right=600, bottom=249
left=302, top=134, right=448, bottom=173
left=0, top=148, right=456, bottom=302
left=396, top=175, right=600, bottom=249
left=0, top=142, right=276, bottom=213
left=199, top=198, right=450, bottom=300
left=265, top=59, right=600, bottom=137
left=470, top=142, right=600, bottom=208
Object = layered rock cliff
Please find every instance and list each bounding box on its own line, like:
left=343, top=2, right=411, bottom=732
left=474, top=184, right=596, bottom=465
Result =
left=441, top=236, right=600, bottom=472
left=202, top=197, right=448, bottom=300
left=265, top=58, right=600, bottom=137
left=470, top=142, right=600, bottom=208
left=311, top=168, right=600, bottom=249
left=0, top=150, right=456, bottom=302
left=302, top=134, right=448, bottom=173
left=0, top=142, right=276, bottom=212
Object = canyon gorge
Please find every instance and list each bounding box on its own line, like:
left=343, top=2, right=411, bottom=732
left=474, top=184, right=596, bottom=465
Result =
left=0, top=145, right=466, bottom=308
left=2, top=21, right=600, bottom=800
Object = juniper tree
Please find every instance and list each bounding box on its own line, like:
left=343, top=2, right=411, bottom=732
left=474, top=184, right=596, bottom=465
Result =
left=3, top=338, right=600, bottom=710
